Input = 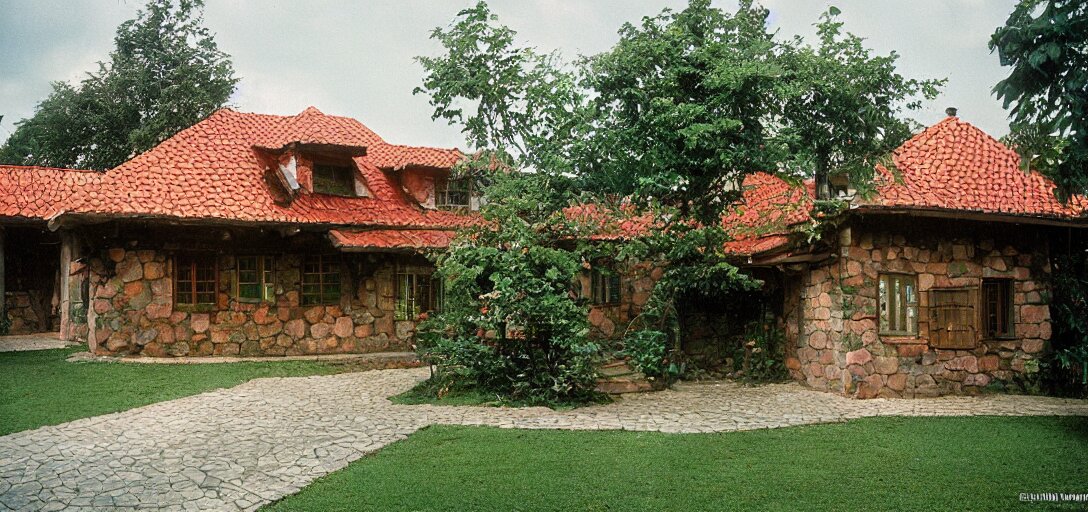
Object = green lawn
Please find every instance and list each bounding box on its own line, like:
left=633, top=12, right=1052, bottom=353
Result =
left=266, top=416, right=1088, bottom=512
left=0, top=347, right=338, bottom=435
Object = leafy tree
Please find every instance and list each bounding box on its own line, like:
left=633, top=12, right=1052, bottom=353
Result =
left=776, top=7, right=943, bottom=199
left=579, top=0, right=783, bottom=222
left=990, top=0, right=1088, bottom=198
left=0, top=0, right=237, bottom=170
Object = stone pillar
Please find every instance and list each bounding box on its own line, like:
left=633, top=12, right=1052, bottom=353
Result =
left=59, top=231, right=73, bottom=340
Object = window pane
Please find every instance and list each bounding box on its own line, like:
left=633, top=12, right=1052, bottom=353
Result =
left=313, top=164, right=356, bottom=196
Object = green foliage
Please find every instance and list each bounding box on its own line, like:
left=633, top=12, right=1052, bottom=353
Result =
left=578, top=0, right=783, bottom=222
left=620, top=330, right=678, bottom=381
left=416, top=170, right=603, bottom=405
left=417, top=1, right=941, bottom=223
left=990, top=0, right=1088, bottom=198
left=776, top=8, right=943, bottom=198
left=732, top=325, right=789, bottom=384
left=414, top=1, right=584, bottom=176
left=1041, top=245, right=1088, bottom=397
left=0, top=0, right=237, bottom=170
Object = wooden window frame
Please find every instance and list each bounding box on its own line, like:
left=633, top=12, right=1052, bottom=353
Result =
left=981, top=278, right=1015, bottom=340
left=174, top=253, right=218, bottom=308
left=435, top=176, right=471, bottom=209
left=878, top=273, right=918, bottom=336
left=311, top=161, right=358, bottom=197
left=236, top=255, right=275, bottom=303
left=590, top=269, right=621, bottom=306
left=301, top=255, right=342, bottom=306
left=395, top=269, right=442, bottom=321
left=929, top=287, right=980, bottom=349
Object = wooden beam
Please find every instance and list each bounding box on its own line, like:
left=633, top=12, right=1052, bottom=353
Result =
left=0, top=226, right=5, bottom=326
left=58, top=231, right=74, bottom=341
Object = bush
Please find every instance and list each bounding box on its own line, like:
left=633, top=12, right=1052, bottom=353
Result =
left=415, top=169, right=604, bottom=406
left=732, top=324, right=789, bottom=384
left=621, top=329, right=679, bottom=382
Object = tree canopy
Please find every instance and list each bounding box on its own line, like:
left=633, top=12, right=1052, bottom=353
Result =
left=416, top=1, right=942, bottom=222
left=991, top=0, right=1088, bottom=199
left=0, top=0, right=237, bottom=170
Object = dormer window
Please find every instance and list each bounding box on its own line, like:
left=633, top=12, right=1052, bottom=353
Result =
left=436, top=176, right=471, bottom=209
left=312, top=162, right=358, bottom=197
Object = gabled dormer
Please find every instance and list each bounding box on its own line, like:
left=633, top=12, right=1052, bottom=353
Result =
left=255, top=141, right=371, bottom=204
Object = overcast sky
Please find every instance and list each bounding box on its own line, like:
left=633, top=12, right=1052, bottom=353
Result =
left=1, top=0, right=1018, bottom=151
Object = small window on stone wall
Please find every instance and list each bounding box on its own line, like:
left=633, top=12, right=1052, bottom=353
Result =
left=982, top=279, right=1014, bottom=339
left=878, top=273, right=917, bottom=336
left=395, top=271, right=442, bottom=321
left=930, top=288, right=979, bottom=349
left=590, top=269, right=621, bottom=306
left=301, top=255, right=341, bottom=305
left=175, top=254, right=217, bottom=306
left=237, top=255, right=275, bottom=302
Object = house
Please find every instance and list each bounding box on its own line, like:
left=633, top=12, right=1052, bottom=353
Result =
left=2, top=106, right=1085, bottom=398
left=572, top=111, right=1087, bottom=398
left=0, top=106, right=477, bottom=356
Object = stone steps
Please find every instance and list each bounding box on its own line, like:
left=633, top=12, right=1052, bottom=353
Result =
left=596, top=359, right=655, bottom=394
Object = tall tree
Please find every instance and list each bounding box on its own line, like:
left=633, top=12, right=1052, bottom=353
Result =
left=990, top=0, right=1088, bottom=199
left=776, top=7, right=943, bottom=199
left=0, top=0, right=237, bottom=170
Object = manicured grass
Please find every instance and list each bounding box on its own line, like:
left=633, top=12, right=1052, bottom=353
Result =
left=0, top=347, right=338, bottom=435
left=266, top=416, right=1088, bottom=511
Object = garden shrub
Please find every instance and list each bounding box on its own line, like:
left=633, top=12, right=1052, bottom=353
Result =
left=415, top=169, right=604, bottom=406
left=620, top=329, right=679, bottom=382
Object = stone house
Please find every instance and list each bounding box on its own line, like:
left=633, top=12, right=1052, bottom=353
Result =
left=571, top=112, right=1087, bottom=398
left=0, top=107, right=477, bottom=356
left=1, top=107, right=1085, bottom=398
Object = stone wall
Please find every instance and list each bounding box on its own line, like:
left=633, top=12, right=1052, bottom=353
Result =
left=579, top=262, right=662, bottom=340
left=87, top=247, right=427, bottom=357
left=786, top=218, right=1052, bottom=398
left=3, top=291, right=48, bottom=334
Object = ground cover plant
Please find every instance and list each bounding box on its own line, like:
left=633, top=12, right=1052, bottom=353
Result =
left=0, top=347, right=339, bottom=435
left=265, top=416, right=1088, bottom=511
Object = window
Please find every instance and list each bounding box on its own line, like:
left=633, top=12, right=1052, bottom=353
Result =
left=237, top=256, right=275, bottom=302
left=982, top=279, right=1014, bottom=339
left=878, top=273, right=917, bottom=335
left=930, top=288, right=979, bottom=349
left=395, top=271, right=442, bottom=321
left=436, top=176, right=471, bottom=209
left=312, top=163, right=357, bottom=196
left=175, top=254, right=217, bottom=306
left=590, top=269, right=621, bottom=305
left=301, top=255, right=341, bottom=305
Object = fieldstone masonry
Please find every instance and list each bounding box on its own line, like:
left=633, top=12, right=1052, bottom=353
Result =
left=87, top=247, right=425, bottom=357
left=787, top=219, right=1052, bottom=398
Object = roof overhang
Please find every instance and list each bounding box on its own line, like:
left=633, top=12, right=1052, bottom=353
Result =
left=328, top=228, right=458, bottom=253
left=850, top=205, right=1088, bottom=228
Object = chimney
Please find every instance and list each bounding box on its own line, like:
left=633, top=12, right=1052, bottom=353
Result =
left=945, top=107, right=958, bottom=117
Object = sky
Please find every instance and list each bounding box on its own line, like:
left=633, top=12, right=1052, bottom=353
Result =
left=0, top=0, right=1019, bottom=151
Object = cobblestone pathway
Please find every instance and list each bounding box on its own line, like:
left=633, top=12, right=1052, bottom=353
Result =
left=2, top=368, right=1087, bottom=511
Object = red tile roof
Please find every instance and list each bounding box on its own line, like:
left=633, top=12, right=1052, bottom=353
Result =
left=719, top=172, right=815, bottom=256
left=0, top=166, right=102, bottom=221
left=563, top=203, right=658, bottom=241
left=51, top=107, right=473, bottom=229
left=861, top=116, right=1087, bottom=219
left=329, top=228, right=458, bottom=251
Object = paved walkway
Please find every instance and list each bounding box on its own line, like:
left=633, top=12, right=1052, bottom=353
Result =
left=0, top=333, right=67, bottom=353
left=1, top=368, right=1087, bottom=511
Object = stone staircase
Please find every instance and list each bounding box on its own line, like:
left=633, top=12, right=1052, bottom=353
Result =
left=595, top=359, right=655, bottom=394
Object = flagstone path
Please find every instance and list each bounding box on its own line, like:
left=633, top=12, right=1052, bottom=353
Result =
left=2, top=367, right=1087, bottom=511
